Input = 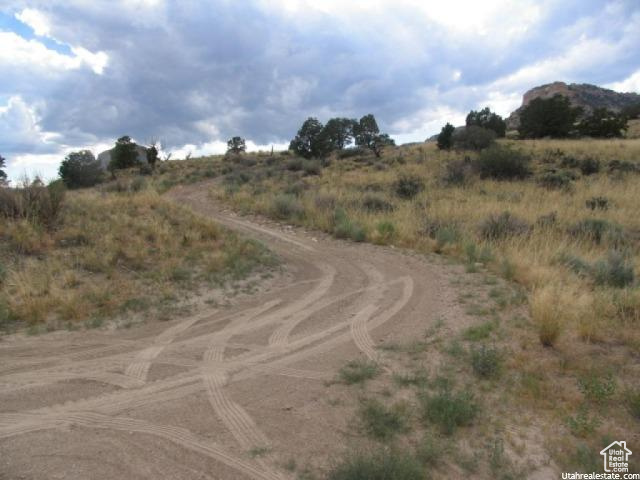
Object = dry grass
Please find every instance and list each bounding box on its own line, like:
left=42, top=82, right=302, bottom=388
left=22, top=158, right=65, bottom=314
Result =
left=0, top=186, right=275, bottom=331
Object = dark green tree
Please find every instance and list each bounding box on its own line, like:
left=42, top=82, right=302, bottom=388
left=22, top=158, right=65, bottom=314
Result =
left=466, top=107, right=506, bottom=137
left=227, top=136, right=247, bottom=154
left=518, top=95, right=581, bottom=138
left=289, top=118, right=331, bottom=158
left=0, top=154, right=7, bottom=184
left=146, top=144, right=159, bottom=168
left=322, top=117, right=356, bottom=150
left=59, top=150, right=103, bottom=188
left=109, top=136, right=140, bottom=170
left=578, top=108, right=628, bottom=138
left=621, top=102, right=640, bottom=120
left=437, top=123, right=455, bottom=150
left=353, top=114, right=394, bottom=157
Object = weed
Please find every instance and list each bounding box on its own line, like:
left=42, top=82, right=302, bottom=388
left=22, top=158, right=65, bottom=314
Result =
left=338, top=359, right=381, bottom=385
left=248, top=446, right=271, bottom=458
left=375, top=221, right=396, bottom=244
left=585, top=196, right=609, bottom=210
left=568, top=219, right=626, bottom=247
left=327, top=447, right=424, bottom=480
left=420, top=385, right=479, bottom=435
left=566, top=406, right=601, bottom=437
left=357, top=398, right=410, bottom=441
left=463, top=321, right=495, bottom=341
left=416, top=433, right=441, bottom=466
left=392, top=370, right=429, bottom=388
left=333, top=208, right=366, bottom=242
left=578, top=372, right=616, bottom=404
left=470, top=344, right=502, bottom=378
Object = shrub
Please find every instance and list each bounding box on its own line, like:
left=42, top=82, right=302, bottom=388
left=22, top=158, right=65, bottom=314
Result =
left=109, top=136, right=141, bottom=170
left=338, top=359, right=380, bottom=384
left=585, top=196, right=609, bottom=210
left=361, top=194, right=394, bottom=213
left=479, top=212, right=530, bottom=240
left=271, top=195, right=304, bottom=220
left=538, top=170, right=576, bottom=190
left=223, top=170, right=251, bottom=186
left=302, top=159, right=322, bottom=176
left=393, top=174, right=424, bottom=199
left=470, top=345, right=502, bottom=378
left=420, top=386, right=479, bottom=435
left=0, top=178, right=66, bottom=228
left=283, top=180, right=308, bottom=197
left=58, top=150, right=104, bottom=188
left=536, top=211, right=558, bottom=228
left=568, top=219, right=626, bottom=246
left=593, top=251, right=635, bottom=288
left=560, top=156, right=580, bottom=168
left=442, top=158, right=474, bottom=185
left=358, top=399, right=410, bottom=441
left=437, top=123, right=455, bottom=150
left=607, top=159, right=637, bottom=173
left=579, top=157, right=600, bottom=175
left=452, top=125, right=496, bottom=151
left=328, top=448, right=424, bottom=480
left=286, top=157, right=304, bottom=171
left=475, top=145, right=531, bottom=180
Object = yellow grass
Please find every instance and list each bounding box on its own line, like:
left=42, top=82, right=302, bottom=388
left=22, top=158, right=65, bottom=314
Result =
left=0, top=188, right=275, bottom=330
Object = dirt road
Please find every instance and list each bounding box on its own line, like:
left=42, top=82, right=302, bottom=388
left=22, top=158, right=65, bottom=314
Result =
left=0, top=183, right=467, bottom=479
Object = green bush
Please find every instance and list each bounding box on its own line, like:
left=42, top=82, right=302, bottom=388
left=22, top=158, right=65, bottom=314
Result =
left=538, top=170, right=576, bottom=190
left=442, top=158, right=474, bottom=185
left=452, top=125, right=496, bottom=151
left=361, top=194, right=394, bottom=213
left=625, top=389, right=640, bottom=420
left=593, top=251, right=635, bottom=288
left=479, top=212, right=530, bottom=240
left=375, top=221, right=396, bottom=243
left=328, top=448, right=424, bottom=480
left=420, top=386, right=479, bottom=434
left=393, top=174, right=424, bottom=199
left=476, top=145, right=531, bottom=180
left=568, top=219, right=626, bottom=246
left=286, top=157, right=304, bottom=171
left=470, top=345, right=502, bottom=378
left=271, top=194, right=304, bottom=220
left=358, top=399, right=410, bottom=441
left=58, top=150, right=104, bottom=188
left=579, top=157, right=600, bottom=175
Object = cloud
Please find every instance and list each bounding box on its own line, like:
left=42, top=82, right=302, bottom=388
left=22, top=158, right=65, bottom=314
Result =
left=0, top=0, right=639, bottom=182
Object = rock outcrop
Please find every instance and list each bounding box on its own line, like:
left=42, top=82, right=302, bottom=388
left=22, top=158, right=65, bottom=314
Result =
left=506, top=81, right=640, bottom=130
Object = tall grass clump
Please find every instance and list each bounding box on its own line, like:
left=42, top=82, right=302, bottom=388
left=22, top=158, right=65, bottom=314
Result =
left=357, top=398, right=410, bottom=441
left=420, top=385, right=478, bottom=435
left=479, top=212, right=530, bottom=240
left=270, top=194, right=304, bottom=220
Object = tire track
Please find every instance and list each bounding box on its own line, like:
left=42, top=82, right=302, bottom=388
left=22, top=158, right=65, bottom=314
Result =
left=125, top=309, right=218, bottom=382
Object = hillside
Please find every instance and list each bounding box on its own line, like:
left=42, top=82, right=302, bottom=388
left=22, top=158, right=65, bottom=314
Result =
left=506, top=81, right=640, bottom=129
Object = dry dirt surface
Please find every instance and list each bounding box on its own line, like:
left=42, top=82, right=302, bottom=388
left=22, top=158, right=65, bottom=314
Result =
left=0, top=182, right=471, bottom=480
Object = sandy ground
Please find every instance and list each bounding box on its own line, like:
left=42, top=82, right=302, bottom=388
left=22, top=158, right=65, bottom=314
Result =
left=0, top=182, right=472, bottom=480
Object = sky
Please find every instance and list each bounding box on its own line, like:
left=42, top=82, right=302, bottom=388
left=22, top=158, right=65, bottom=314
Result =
left=1, top=0, right=639, bottom=182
